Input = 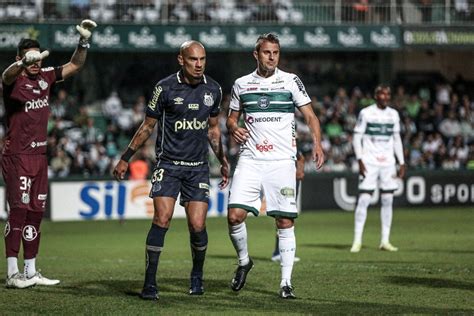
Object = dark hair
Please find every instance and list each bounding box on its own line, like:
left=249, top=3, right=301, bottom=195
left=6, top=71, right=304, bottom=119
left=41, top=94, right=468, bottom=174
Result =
left=255, top=33, right=280, bottom=52
left=374, top=84, right=391, bottom=95
left=17, top=38, right=40, bottom=58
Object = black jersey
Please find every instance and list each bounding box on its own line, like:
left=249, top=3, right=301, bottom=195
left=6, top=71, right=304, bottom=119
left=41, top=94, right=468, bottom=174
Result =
left=146, top=71, right=222, bottom=170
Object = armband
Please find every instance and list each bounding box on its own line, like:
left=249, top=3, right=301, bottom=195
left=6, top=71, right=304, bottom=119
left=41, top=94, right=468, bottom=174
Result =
left=120, top=148, right=136, bottom=162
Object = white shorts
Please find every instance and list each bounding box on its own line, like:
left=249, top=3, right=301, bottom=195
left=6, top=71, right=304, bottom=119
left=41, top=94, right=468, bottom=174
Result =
left=228, top=158, right=297, bottom=218
left=358, top=163, right=399, bottom=193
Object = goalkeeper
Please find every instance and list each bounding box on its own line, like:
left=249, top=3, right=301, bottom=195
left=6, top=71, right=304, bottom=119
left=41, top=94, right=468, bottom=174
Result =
left=1, top=20, right=97, bottom=289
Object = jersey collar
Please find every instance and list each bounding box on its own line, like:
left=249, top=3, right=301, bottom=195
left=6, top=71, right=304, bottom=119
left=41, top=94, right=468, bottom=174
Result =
left=176, top=70, right=207, bottom=85
left=252, top=67, right=279, bottom=80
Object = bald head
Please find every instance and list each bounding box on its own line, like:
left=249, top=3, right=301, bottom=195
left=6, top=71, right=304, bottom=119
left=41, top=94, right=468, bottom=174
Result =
left=180, top=40, right=205, bottom=57
left=178, top=40, right=206, bottom=85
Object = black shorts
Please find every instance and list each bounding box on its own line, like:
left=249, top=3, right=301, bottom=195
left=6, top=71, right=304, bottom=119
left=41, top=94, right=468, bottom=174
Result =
left=149, top=165, right=210, bottom=206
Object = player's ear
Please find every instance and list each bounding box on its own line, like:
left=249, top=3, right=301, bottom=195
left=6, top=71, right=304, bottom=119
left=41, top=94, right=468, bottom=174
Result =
left=253, top=50, right=258, bottom=61
left=177, top=54, right=184, bottom=66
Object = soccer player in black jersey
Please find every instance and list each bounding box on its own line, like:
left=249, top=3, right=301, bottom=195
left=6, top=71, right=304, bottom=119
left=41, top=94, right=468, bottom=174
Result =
left=114, top=40, right=229, bottom=300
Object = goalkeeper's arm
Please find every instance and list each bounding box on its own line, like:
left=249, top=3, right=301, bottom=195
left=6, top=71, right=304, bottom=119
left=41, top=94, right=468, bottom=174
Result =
left=61, top=19, right=97, bottom=80
left=2, top=50, right=50, bottom=85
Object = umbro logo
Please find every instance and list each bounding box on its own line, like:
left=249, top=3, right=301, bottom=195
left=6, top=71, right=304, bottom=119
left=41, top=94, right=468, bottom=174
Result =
left=174, top=97, right=184, bottom=105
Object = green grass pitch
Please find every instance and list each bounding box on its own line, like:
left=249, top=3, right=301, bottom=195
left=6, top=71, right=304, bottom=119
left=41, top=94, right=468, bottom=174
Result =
left=1, top=207, right=473, bottom=314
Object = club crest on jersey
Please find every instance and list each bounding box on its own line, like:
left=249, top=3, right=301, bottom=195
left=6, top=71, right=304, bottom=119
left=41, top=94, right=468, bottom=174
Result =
left=22, top=225, right=38, bottom=241
left=258, top=96, right=270, bottom=109
left=203, top=93, right=214, bottom=107
left=21, top=192, right=30, bottom=204
left=38, top=79, right=48, bottom=90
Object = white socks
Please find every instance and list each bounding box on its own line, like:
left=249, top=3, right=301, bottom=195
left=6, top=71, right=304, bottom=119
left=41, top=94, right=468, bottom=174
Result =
left=7, top=257, right=19, bottom=278
left=278, top=226, right=296, bottom=287
left=353, top=193, right=371, bottom=244
left=229, top=223, right=249, bottom=266
left=24, top=258, right=36, bottom=278
left=380, top=193, right=394, bottom=244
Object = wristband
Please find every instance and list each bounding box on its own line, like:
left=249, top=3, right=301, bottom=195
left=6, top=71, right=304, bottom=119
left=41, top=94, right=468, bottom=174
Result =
left=121, top=148, right=136, bottom=162
left=78, top=38, right=90, bottom=49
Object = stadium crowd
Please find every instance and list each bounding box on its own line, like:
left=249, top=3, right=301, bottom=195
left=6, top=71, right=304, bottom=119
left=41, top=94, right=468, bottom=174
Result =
left=1, top=78, right=472, bottom=179
left=0, top=0, right=472, bottom=24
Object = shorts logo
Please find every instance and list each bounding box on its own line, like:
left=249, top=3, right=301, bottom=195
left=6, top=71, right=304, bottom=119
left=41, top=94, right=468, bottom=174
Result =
left=38, top=194, right=48, bottom=200
left=38, top=79, right=48, bottom=90
left=203, top=93, right=214, bottom=107
left=22, top=225, right=38, bottom=241
left=257, top=96, right=270, bottom=109
left=280, top=187, right=295, bottom=197
left=4, top=222, right=10, bottom=237
left=21, top=192, right=30, bottom=204
left=199, top=183, right=210, bottom=190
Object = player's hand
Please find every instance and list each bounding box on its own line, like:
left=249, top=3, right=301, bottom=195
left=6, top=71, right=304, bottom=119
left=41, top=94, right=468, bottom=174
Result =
left=76, top=19, right=97, bottom=40
left=230, top=127, right=250, bottom=144
left=312, top=144, right=324, bottom=170
left=113, top=160, right=129, bottom=181
left=21, top=50, right=49, bottom=66
left=219, top=160, right=230, bottom=189
left=358, top=160, right=366, bottom=177
left=398, top=164, right=406, bottom=179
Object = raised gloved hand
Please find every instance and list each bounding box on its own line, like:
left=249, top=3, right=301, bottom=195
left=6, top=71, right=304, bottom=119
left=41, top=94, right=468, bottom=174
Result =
left=76, top=19, right=97, bottom=40
left=19, top=50, right=49, bottom=67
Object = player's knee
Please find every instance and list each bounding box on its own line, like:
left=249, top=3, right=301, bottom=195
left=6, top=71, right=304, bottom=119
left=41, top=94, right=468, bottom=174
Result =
left=152, top=215, right=172, bottom=228
left=357, top=193, right=372, bottom=209
left=380, top=193, right=393, bottom=207
left=276, top=217, right=294, bottom=229
left=227, top=208, right=246, bottom=226
left=188, top=221, right=206, bottom=233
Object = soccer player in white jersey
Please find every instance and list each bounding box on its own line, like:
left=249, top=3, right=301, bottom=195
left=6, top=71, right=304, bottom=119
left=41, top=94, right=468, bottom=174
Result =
left=226, top=33, right=324, bottom=299
left=350, top=85, right=406, bottom=253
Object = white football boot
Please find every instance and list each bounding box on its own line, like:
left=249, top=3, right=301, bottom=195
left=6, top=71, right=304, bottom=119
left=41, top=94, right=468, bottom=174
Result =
left=5, top=273, right=36, bottom=289
left=379, top=242, right=398, bottom=252
left=350, top=242, right=362, bottom=253
left=28, top=271, right=60, bottom=286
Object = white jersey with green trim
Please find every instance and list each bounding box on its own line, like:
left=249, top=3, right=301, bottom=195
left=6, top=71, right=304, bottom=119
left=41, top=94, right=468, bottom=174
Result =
left=354, top=104, right=401, bottom=166
left=229, top=68, right=311, bottom=161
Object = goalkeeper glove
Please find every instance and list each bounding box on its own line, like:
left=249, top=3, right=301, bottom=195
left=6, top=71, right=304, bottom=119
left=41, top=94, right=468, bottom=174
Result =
left=17, top=50, right=49, bottom=67
left=76, top=19, right=97, bottom=48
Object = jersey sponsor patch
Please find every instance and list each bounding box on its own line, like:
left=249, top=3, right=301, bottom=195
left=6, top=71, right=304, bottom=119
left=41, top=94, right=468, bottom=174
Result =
left=148, top=85, right=162, bottom=111
left=293, top=76, right=308, bottom=97
left=188, top=103, right=199, bottom=110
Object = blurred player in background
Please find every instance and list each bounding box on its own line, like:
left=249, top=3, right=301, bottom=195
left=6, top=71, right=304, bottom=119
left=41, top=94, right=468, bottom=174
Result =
left=350, top=84, right=406, bottom=253
left=2, top=20, right=97, bottom=288
left=113, top=40, right=229, bottom=300
left=226, top=33, right=324, bottom=299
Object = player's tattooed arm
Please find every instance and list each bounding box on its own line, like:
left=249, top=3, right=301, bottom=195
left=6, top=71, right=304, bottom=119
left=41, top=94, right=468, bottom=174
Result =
left=208, top=116, right=230, bottom=189
left=60, top=46, right=88, bottom=80
left=113, top=116, right=157, bottom=181
left=128, top=116, right=157, bottom=151
left=1, top=62, right=24, bottom=85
